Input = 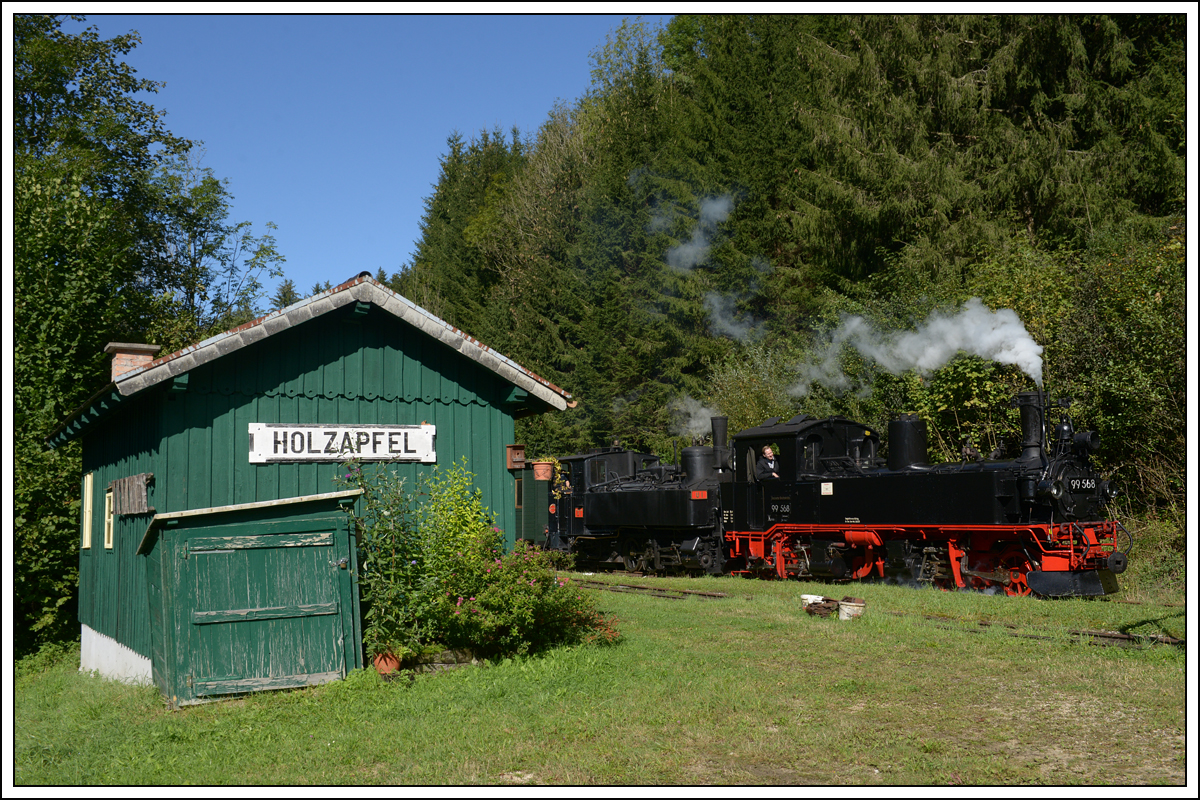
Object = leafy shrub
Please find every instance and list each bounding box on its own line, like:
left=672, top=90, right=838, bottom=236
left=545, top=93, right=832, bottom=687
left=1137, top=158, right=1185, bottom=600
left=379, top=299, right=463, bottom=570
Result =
left=433, top=537, right=618, bottom=658
left=339, top=459, right=618, bottom=661
left=15, top=639, right=80, bottom=681
left=337, top=462, right=423, bottom=660
left=1114, top=509, right=1185, bottom=604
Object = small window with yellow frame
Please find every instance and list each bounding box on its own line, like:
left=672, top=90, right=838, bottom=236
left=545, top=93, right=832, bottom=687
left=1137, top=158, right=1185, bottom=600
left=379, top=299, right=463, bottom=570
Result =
left=103, top=488, right=114, bottom=549
left=81, top=472, right=94, bottom=549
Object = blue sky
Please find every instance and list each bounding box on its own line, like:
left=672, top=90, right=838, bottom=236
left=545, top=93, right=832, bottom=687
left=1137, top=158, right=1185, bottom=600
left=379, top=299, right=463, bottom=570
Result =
left=58, top=12, right=671, bottom=302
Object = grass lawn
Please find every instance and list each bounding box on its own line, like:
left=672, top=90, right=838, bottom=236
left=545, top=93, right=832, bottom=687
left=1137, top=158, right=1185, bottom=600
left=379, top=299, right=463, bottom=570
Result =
left=14, top=574, right=1187, bottom=785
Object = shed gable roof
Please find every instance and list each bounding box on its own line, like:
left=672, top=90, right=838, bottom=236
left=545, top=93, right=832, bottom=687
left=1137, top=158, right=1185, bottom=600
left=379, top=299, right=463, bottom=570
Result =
left=47, top=274, right=572, bottom=448
left=116, top=273, right=571, bottom=407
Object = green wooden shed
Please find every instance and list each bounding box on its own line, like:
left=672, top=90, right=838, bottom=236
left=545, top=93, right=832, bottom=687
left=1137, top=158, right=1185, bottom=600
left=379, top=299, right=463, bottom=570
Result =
left=46, top=274, right=574, bottom=697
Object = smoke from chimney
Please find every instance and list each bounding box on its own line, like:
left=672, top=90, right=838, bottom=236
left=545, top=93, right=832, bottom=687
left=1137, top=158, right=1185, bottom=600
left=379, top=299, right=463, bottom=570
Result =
left=669, top=395, right=724, bottom=439
left=790, top=298, right=1044, bottom=396
left=704, top=292, right=765, bottom=342
left=665, top=195, right=734, bottom=272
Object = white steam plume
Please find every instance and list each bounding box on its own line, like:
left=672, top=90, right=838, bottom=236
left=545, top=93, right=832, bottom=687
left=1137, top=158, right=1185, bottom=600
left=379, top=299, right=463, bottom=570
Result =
left=791, top=298, right=1044, bottom=396
left=666, top=195, right=733, bottom=272
left=704, top=292, right=765, bottom=342
left=669, top=395, right=724, bottom=440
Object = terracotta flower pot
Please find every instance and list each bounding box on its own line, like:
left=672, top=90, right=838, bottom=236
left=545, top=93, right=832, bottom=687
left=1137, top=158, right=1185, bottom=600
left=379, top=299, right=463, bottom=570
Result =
left=532, top=461, right=554, bottom=481
left=372, top=651, right=400, bottom=675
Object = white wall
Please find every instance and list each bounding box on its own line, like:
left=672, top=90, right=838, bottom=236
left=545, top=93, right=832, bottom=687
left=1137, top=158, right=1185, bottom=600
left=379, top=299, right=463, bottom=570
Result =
left=80, top=624, right=152, bottom=684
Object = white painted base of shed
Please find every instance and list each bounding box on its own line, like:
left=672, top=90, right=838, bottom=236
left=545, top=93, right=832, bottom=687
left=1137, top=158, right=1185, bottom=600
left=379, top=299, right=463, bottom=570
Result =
left=80, top=624, right=152, bottom=684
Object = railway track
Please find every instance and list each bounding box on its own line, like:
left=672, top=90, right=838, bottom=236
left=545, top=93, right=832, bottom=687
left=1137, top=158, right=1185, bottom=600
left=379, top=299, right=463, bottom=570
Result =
left=576, top=578, right=1182, bottom=647
left=575, top=578, right=729, bottom=601
left=883, top=610, right=1184, bottom=648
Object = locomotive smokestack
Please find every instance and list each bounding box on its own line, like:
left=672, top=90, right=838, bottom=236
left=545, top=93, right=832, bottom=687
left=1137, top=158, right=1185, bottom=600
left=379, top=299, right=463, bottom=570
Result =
left=711, top=417, right=727, bottom=450
left=1016, top=390, right=1045, bottom=463
left=711, top=416, right=729, bottom=473
left=887, top=413, right=928, bottom=471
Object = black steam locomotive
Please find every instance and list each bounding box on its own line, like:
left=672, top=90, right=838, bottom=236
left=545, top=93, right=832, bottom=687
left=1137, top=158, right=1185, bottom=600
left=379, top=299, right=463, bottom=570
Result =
left=545, top=391, right=1128, bottom=597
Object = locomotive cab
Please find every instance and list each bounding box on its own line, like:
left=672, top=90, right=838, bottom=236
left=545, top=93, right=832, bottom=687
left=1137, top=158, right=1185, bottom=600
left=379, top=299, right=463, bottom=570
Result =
left=730, top=415, right=881, bottom=531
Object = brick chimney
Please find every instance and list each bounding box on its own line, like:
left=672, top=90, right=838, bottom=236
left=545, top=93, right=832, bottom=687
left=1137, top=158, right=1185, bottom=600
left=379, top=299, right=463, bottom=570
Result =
left=104, top=342, right=162, bottom=381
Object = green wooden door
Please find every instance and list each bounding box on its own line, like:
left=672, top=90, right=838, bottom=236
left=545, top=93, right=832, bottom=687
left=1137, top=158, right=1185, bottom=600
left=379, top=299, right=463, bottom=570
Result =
left=177, top=514, right=355, bottom=702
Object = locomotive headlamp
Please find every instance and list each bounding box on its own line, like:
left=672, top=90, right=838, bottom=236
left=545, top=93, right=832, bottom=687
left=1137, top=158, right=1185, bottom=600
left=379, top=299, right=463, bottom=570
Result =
left=1074, top=430, right=1101, bottom=452
left=1102, top=481, right=1120, bottom=501
left=1037, top=479, right=1065, bottom=499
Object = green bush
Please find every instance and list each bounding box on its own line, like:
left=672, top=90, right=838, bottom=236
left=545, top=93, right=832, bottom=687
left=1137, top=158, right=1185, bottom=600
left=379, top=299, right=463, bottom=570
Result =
left=1115, top=510, right=1185, bottom=604
left=337, top=462, right=423, bottom=660
left=15, top=639, right=80, bottom=682
left=339, top=459, right=618, bottom=661
left=434, top=537, right=619, bottom=657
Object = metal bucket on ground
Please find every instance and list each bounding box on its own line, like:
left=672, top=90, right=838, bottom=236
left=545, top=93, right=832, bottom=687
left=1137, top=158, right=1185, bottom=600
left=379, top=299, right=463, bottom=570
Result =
left=839, top=597, right=865, bottom=620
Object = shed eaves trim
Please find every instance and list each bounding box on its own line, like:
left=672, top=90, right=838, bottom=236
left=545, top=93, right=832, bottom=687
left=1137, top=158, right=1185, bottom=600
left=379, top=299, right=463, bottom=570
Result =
left=113, top=274, right=573, bottom=411
left=136, top=489, right=363, bottom=555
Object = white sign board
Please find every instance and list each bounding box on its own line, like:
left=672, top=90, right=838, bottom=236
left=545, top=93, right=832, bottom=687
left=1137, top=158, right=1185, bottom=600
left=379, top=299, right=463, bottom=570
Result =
left=248, top=423, right=436, bottom=464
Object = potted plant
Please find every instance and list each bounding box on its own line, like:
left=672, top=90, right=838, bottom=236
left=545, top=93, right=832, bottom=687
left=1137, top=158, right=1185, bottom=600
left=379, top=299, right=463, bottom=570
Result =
left=531, top=456, right=556, bottom=482
left=529, top=455, right=572, bottom=500
left=362, top=581, right=411, bottom=674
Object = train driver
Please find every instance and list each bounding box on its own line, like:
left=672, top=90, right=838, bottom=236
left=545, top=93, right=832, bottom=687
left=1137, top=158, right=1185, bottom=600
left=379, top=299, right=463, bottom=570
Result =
left=756, top=446, right=781, bottom=480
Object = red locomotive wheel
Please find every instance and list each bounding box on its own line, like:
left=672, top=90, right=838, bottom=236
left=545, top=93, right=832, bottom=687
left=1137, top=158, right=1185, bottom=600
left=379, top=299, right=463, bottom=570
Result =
left=998, top=548, right=1034, bottom=597
left=1006, top=571, right=1032, bottom=597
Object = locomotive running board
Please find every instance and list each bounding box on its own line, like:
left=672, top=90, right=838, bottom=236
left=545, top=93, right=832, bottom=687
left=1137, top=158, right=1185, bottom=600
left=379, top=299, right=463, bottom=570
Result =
left=1026, top=568, right=1120, bottom=597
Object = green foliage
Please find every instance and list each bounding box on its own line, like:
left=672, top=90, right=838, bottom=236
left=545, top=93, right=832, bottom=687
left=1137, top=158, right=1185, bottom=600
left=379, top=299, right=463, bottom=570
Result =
left=14, top=14, right=289, bottom=654
left=902, top=360, right=1025, bottom=463
left=269, top=278, right=301, bottom=311
left=401, top=13, right=1180, bottom=461
left=338, top=462, right=423, bottom=659
left=588, top=16, right=668, bottom=96
left=338, top=460, right=616, bottom=660
left=392, top=127, right=527, bottom=330
left=143, top=150, right=287, bottom=352
left=1116, top=510, right=1185, bottom=604
left=654, top=14, right=1185, bottom=295
left=434, top=540, right=619, bottom=658
left=15, top=639, right=80, bottom=682
left=705, top=341, right=805, bottom=435
left=416, top=462, right=500, bottom=582
left=13, top=14, right=192, bottom=187
left=14, top=13, right=183, bottom=428
left=1057, top=222, right=1186, bottom=515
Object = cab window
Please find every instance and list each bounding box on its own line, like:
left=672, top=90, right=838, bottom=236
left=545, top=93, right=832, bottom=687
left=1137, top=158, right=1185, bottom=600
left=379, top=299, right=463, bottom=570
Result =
left=588, top=459, right=607, bottom=487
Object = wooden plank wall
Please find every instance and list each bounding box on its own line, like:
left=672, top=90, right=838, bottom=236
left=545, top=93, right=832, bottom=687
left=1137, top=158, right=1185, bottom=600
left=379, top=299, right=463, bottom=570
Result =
left=79, top=390, right=161, bottom=658
left=80, top=303, right=522, bottom=659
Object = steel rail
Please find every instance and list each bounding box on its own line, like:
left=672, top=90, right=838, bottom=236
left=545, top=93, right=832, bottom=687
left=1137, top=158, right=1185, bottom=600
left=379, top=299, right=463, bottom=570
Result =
left=883, top=610, right=1183, bottom=647
left=575, top=579, right=729, bottom=599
